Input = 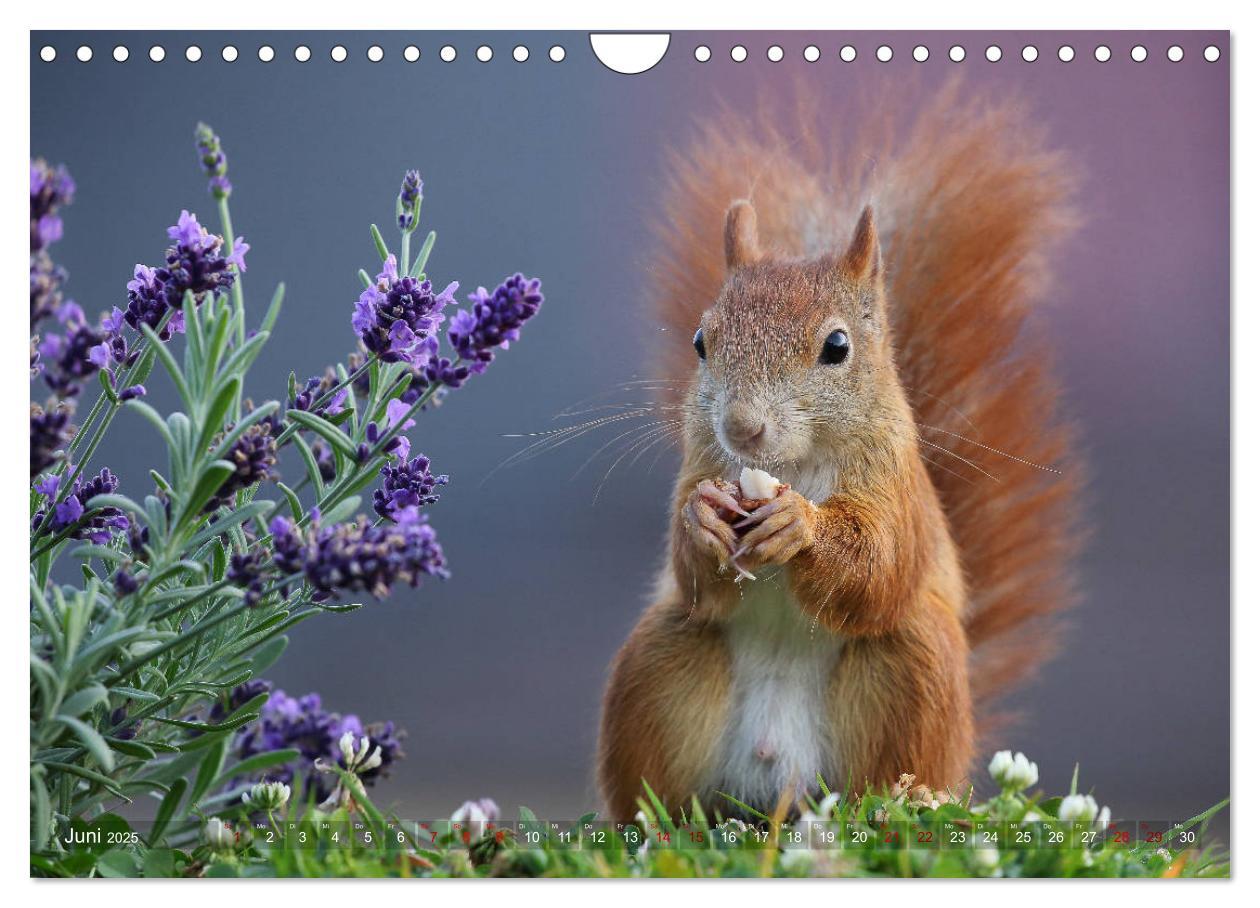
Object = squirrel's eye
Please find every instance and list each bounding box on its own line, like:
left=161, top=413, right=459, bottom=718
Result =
left=693, top=328, right=706, bottom=360
left=820, top=329, right=850, bottom=365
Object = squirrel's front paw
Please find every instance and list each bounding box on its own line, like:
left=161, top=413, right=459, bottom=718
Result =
left=681, top=479, right=743, bottom=567
left=731, top=489, right=817, bottom=571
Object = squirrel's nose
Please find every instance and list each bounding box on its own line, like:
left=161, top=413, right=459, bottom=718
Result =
left=724, top=414, right=768, bottom=448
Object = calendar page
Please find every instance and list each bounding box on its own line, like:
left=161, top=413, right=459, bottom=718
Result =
left=27, top=27, right=1230, bottom=880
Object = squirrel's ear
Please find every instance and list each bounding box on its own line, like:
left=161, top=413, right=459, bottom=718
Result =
left=724, top=200, right=761, bottom=270
left=839, top=205, right=882, bottom=284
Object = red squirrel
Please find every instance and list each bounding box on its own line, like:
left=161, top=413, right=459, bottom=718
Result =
left=598, top=89, right=1082, bottom=822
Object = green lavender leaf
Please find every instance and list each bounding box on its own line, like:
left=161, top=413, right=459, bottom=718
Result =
left=148, top=777, right=187, bottom=845
left=198, top=375, right=241, bottom=454
left=52, top=715, right=115, bottom=772
left=370, top=223, right=390, bottom=262
left=57, top=683, right=108, bottom=717
left=287, top=409, right=359, bottom=461
left=260, top=283, right=286, bottom=335
left=410, top=229, right=437, bottom=277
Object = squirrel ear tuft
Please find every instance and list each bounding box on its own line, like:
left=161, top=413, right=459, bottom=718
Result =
left=840, top=205, right=882, bottom=283
left=724, top=200, right=761, bottom=270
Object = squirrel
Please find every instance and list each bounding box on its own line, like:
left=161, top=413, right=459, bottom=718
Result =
left=597, top=87, right=1082, bottom=823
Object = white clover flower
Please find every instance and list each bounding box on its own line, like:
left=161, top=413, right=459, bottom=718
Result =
left=988, top=749, right=1038, bottom=790
left=338, top=731, right=383, bottom=774
left=1097, top=805, right=1111, bottom=829
left=203, top=816, right=239, bottom=852
left=1057, top=793, right=1100, bottom=823
left=798, top=792, right=842, bottom=824
left=451, top=797, right=500, bottom=824
left=314, top=733, right=384, bottom=812
left=242, top=779, right=291, bottom=812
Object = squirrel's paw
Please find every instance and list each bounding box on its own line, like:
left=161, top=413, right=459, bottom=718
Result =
left=681, top=480, right=742, bottom=565
left=731, top=489, right=817, bottom=570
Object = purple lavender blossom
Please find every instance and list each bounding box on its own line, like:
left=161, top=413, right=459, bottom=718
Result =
left=289, top=374, right=348, bottom=419
left=30, top=402, right=75, bottom=478
left=373, top=455, right=448, bottom=522
left=231, top=686, right=403, bottom=796
left=310, top=440, right=337, bottom=483
left=352, top=256, right=456, bottom=366
left=268, top=507, right=447, bottom=601
left=31, top=252, right=67, bottom=328
left=30, top=159, right=75, bottom=252
left=31, top=468, right=129, bottom=543
left=195, top=122, right=232, bottom=200
left=113, top=569, right=140, bottom=596
left=446, top=274, right=544, bottom=379
left=397, top=170, right=423, bottom=231
left=210, top=679, right=272, bottom=726
left=360, top=397, right=416, bottom=463
left=39, top=302, right=106, bottom=398
left=124, top=211, right=244, bottom=338
left=227, top=550, right=268, bottom=606
left=205, top=422, right=278, bottom=512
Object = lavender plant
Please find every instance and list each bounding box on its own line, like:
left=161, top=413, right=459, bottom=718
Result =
left=29, top=127, right=543, bottom=876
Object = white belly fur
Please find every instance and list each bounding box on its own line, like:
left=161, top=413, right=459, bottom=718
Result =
left=706, top=571, right=844, bottom=810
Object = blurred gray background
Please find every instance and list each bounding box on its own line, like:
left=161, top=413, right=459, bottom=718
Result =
left=31, top=30, right=1228, bottom=825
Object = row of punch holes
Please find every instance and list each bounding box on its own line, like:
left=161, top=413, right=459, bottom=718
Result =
left=39, top=42, right=1223, bottom=66
left=38, top=44, right=565, bottom=64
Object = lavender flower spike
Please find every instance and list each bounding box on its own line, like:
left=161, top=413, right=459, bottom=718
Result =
left=195, top=122, right=232, bottom=200
left=351, top=255, right=453, bottom=367
left=447, top=273, right=544, bottom=378
left=30, top=159, right=75, bottom=252
left=398, top=170, right=423, bottom=232
left=373, top=454, right=448, bottom=522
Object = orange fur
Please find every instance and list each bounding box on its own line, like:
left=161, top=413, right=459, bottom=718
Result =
left=597, top=83, right=1082, bottom=821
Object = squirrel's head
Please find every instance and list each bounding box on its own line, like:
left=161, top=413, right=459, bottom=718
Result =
left=691, top=200, right=906, bottom=472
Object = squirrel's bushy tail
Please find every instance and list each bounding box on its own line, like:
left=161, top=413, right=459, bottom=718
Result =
left=649, top=82, right=1083, bottom=741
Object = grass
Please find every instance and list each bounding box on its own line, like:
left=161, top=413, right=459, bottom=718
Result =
left=34, top=772, right=1230, bottom=878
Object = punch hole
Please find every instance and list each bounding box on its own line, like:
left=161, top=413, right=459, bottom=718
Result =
left=1130, top=45, right=1147, bottom=62
left=1204, top=45, right=1220, bottom=62
left=477, top=45, right=493, bottom=62
left=1167, top=45, right=1184, bottom=62
left=113, top=46, right=129, bottom=63
left=331, top=45, right=348, bottom=63
left=803, top=45, right=820, bottom=62
left=149, top=46, right=166, bottom=63
left=404, top=46, right=421, bottom=62
left=438, top=45, right=455, bottom=62
left=1058, top=45, right=1074, bottom=62
left=1021, top=45, right=1038, bottom=62
left=258, top=45, right=275, bottom=63
left=367, top=45, right=384, bottom=62
left=221, top=45, right=238, bottom=62
left=731, top=45, right=748, bottom=62
left=294, top=46, right=311, bottom=62
left=39, top=46, right=56, bottom=62
left=985, top=45, right=1002, bottom=62
left=76, top=45, right=92, bottom=62
left=949, top=45, right=965, bottom=62
left=912, top=45, right=929, bottom=62
left=840, top=45, right=857, bottom=62
left=767, top=45, right=784, bottom=62
left=512, top=46, right=528, bottom=62
left=549, top=45, right=566, bottom=62
left=695, top=45, right=711, bottom=62
left=1094, top=45, right=1111, bottom=62
left=588, top=33, right=667, bottom=73
left=876, top=45, right=893, bottom=62
left=185, top=46, right=202, bottom=62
